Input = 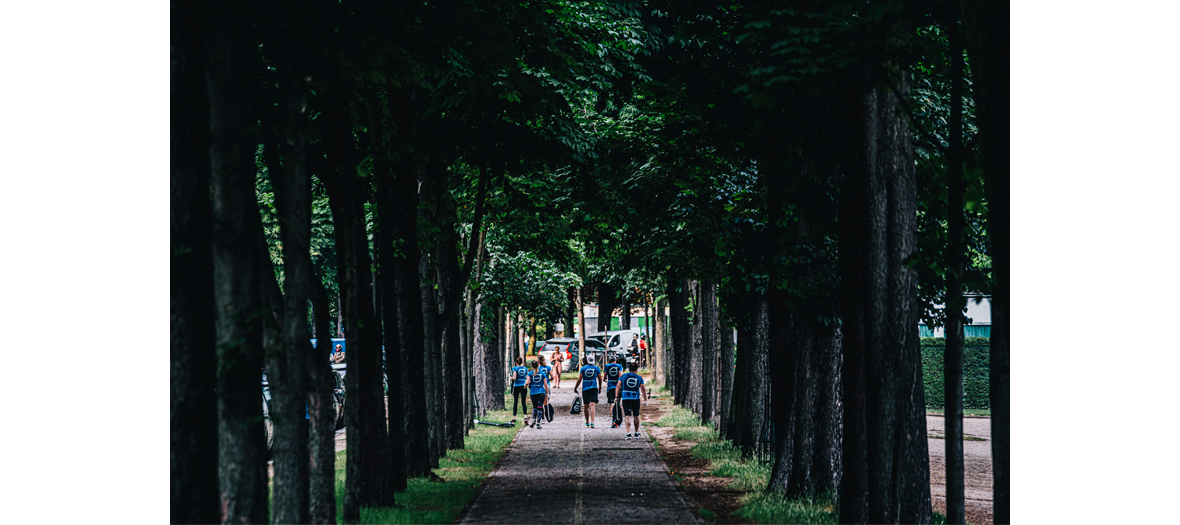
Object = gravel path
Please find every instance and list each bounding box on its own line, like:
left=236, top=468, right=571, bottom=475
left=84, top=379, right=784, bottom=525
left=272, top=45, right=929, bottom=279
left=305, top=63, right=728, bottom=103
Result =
left=927, top=415, right=994, bottom=525
left=459, top=386, right=698, bottom=524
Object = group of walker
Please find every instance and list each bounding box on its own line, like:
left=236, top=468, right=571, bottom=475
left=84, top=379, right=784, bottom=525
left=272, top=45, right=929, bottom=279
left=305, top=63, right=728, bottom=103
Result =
left=509, top=352, right=649, bottom=439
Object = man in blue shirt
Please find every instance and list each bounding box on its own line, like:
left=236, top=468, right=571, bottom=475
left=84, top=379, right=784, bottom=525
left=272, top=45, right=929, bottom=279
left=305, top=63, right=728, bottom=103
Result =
left=527, top=360, right=550, bottom=429
left=573, top=355, right=603, bottom=428
left=603, top=356, right=625, bottom=426
left=615, top=362, right=648, bottom=440
left=510, top=357, right=529, bottom=417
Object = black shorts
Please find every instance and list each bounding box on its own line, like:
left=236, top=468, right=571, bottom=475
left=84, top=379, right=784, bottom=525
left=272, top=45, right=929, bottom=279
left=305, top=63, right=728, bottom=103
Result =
left=581, top=388, right=598, bottom=404
left=530, top=393, right=546, bottom=409
left=606, top=386, right=617, bottom=404
left=622, top=398, right=641, bottom=416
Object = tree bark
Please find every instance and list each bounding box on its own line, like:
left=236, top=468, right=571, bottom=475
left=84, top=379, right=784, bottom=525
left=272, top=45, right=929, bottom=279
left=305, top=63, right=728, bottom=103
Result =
left=959, top=3, right=1010, bottom=521
left=728, top=318, right=749, bottom=448
left=620, top=292, right=631, bottom=331
left=171, top=0, right=218, bottom=517
left=320, top=83, right=387, bottom=516
left=653, top=298, right=664, bottom=385
left=699, top=281, right=717, bottom=423
left=597, top=282, right=617, bottom=333
left=748, top=299, right=771, bottom=458
left=206, top=1, right=269, bottom=520
left=419, top=246, right=443, bottom=466
left=944, top=5, right=967, bottom=522
left=367, top=94, right=408, bottom=495
left=308, top=272, right=339, bottom=523
left=267, top=81, right=313, bottom=522
left=718, top=314, right=734, bottom=437
left=577, top=288, right=587, bottom=364
left=668, top=277, right=690, bottom=406
left=837, top=78, right=932, bottom=524
left=433, top=188, right=465, bottom=450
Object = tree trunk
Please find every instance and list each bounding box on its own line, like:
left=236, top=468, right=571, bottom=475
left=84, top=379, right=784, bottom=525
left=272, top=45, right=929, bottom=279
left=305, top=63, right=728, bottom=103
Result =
left=475, top=302, right=506, bottom=413
left=668, top=277, right=690, bottom=406
left=420, top=248, right=443, bottom=466
left=944, top=5, right=967, bottom=522
left=267, top=67, right=314, bottom=520
left=206, top=1, right=268, bottom=519
left=837, top=78, right=932, bottom=525
left=699, top=281, right=717, bottom=423
left=171, top=0, right=218, bottom=517
left=597, top=282, right=617, bottom=333
left=435, top=194, right=465, bottom=450
left=322, top=82, right=389, bottom=518
left=620, top=292, right=631, bottom=331
left=653, top=298, right=664, bottom=385
left=728, top=318, right=749, bottom=448
left=748, top=299, right=771, bottom=458
left=718, top=315, right=734, bottom=437
left=565, top=288, right=576, bottom=340
left=577, top=288, right=587, bottom=365
left=688, top=280, right=703, bottom=415
left=959, top=3, right=1010, bottom=521
left=308, top=273, right=339, bottom=523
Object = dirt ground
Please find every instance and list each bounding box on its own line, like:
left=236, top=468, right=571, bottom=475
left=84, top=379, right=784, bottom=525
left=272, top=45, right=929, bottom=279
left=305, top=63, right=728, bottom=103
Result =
left=643, top=388, right=751, bottom=524
left=644, top=381, right=994, bottom=525
left=926, top=415, right=994, bottom=525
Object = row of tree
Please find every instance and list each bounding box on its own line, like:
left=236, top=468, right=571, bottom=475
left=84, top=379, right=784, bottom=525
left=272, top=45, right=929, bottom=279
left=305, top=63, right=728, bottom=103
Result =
left=171, top=0, right=1007, bottom=524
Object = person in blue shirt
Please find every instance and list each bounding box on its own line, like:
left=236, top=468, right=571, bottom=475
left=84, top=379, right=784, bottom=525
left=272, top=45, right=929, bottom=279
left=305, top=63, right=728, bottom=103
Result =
left=573, top=355, right=603, bottom=428
left=510, top=357, right=529, bottom=417
left=527, top=360, right=550, bottom=429
left=603, top=356, right=625, bottom=426
left=615, top=362, right=648, bottom=440
left=538, top=354, right=555, bottom=387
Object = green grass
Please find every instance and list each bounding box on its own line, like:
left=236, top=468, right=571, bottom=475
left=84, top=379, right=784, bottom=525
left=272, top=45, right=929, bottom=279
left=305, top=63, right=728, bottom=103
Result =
left=734, top=491, right=838, bottom=524
left=697, top=508, right=717, bottom=521
left=316, top=400, right=519, bottom=523
left=926, top=408, right=991, bottom=417
left=651, top=406, right=704, bottom=428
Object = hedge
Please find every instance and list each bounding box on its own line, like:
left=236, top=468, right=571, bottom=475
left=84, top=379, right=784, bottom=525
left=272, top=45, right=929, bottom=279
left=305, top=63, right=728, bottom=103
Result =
left=920, top=337, right=990, bottom=410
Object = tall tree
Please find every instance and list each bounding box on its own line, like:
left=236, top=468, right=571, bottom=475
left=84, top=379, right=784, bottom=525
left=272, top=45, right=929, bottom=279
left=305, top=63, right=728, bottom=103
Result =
left=958, top=2, right=1010, bottom=521
left=206, top=0, right=268, bottom=518
left=837, top=76, right=933, bottom=524
left=170, top=0, right=218, bottom=519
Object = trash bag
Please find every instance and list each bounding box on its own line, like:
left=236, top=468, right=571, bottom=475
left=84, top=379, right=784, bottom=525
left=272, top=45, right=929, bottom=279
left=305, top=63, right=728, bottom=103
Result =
left=570, top=396, right=582, bottom=414
left=546, top=403, right=555, bottom=422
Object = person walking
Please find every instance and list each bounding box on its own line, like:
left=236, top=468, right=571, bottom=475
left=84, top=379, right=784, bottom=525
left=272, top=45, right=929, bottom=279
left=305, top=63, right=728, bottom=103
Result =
left=527, top=360, right=550, bottom=429
left=574, top=356, right=603, bottom=428
left=510, top=357, right=529, bottom=418
left=603, top=355, right=625, bottom=427
left=551, top=347, right=564, bottom=389
left=615, top=362, right=649, bottom=440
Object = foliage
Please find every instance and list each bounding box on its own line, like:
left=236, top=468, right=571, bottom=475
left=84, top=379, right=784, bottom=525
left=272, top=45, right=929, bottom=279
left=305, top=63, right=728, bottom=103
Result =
left=479, top=241, right=581, bottom=323
left=921, top=337, right=991, bottom=410
left=734, top=490, right=838, bottom=525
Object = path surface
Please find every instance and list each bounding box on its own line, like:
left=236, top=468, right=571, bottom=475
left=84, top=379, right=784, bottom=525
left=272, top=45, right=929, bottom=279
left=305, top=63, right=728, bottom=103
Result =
left=459, top=385, right=698, bottom=524
left=927, top=415, right=994, bottom=525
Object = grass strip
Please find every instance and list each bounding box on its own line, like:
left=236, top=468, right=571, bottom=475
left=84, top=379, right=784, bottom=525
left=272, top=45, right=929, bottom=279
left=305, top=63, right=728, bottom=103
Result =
left=268, top=392, right=520, bottom=524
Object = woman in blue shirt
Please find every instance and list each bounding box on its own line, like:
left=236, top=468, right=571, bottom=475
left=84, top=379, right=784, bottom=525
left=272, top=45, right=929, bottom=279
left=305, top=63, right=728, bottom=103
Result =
left=527, top=360, right=550, bottom=429
left=510, top=357, right=529, bottom=417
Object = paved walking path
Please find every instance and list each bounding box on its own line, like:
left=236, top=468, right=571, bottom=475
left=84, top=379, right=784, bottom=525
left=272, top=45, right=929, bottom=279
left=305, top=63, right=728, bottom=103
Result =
left=459, top=385, right=698, bottom=524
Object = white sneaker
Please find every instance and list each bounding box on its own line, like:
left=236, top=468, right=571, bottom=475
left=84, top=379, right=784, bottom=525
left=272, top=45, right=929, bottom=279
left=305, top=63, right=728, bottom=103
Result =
left=625, top=433, right=631, bottom=439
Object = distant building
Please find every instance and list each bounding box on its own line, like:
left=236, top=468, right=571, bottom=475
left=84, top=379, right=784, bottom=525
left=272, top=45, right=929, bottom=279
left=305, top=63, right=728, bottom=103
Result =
left=919, top=293, right=991, bottom=338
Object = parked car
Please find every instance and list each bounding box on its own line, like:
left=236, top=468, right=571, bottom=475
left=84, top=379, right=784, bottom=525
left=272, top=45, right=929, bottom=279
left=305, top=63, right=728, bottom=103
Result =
left=581, top=338, right=627, bottom=369
left=542, top=338, right=579, bottom=372
left=587, top=329, right=642, bottom=364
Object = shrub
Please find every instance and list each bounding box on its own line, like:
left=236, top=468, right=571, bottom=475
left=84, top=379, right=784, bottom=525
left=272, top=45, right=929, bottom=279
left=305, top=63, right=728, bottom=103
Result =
left=920, top=337, right=990, bottom=410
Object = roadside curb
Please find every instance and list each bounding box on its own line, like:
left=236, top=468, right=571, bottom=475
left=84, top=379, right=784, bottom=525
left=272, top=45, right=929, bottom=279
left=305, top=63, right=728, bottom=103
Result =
left=452, top=418, right=525, bottom=524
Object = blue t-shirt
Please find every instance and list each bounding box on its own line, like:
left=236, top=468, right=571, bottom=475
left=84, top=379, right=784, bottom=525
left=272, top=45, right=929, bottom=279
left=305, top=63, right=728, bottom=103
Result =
left=604, top=363, right=624, bottom=388
left=539, top=365, right=553, bottom=384
left=528, top=369, right=548, bottom=395
left=579, top=365, right=602, bottom=391
left=511, top=366, right=528, bottom=387
left=619, top=372, right=644, bottom=400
